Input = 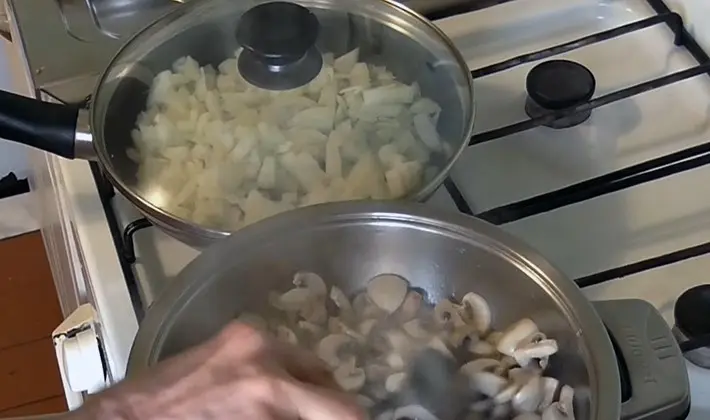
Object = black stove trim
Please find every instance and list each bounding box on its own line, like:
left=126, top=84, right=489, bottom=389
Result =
left=421, top=0, right=520, bottom=21
left=470, top=62, right=710, bottom=145
left=122, top=218, right=152, bottom=264
left=470, top=12, right=683, bottom=79
left=476, top=140, right=710, bottom=224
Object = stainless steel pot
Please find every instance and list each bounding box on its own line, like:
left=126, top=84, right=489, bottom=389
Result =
left=127, top=202, right=690, bottom=420
left=0, top=0, right=475, bottom=247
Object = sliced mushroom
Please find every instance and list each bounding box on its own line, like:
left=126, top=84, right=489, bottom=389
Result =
left=367, top=274, right=409, bottom=313
left=385, top=352, right=406, bottom=371
left=508, top=367, right=543, bottom=386
left=558, top=385, right=575, bottom=418
left=470, top=371, right=507, bottom=397
left=513, top=338, right=559, bottom=368
left=460, top=358, right=500, bottom=376
left=270, top=288, right=313, bottom=312
left=296, top=320, right=324, bottom=344
left=512, top=376, right=544, bottom=413
left=395, top=290, right=423, bottom=322
left=487, top=331, right=504, bottom=346
left=460, top=292, right=492, bottom=334
left=538, top=377, right=560, bottom=410
left=393, top=405, right=440, bottom=420
left=369, top=384, right=389, bottom=400
left=468, top=339, right=497, bottom=357
left=317, top=334, right=354, bottom=368
left=330, top=285, right=354, bottom=321
left=385, top=330, right=413, bottom=353
left=327, top=317, right=345, bottom=334
left=358, top=318, right=378, bottom=336
left=448, top=323, right=479, bottom=347
left=302, top=298, right=329, bottom=324
left=427, top=336, right=454, bottom=359
left=494, top=355, right=519, bottom=377
left=275, top=325, right=298, bottom=344
left=403, top=319, right=430, bottom=339
left=353, top=292, right=382, bottom=319
left=364, top=363, right=392, bottom=382
left=298, top=320, right=323, bottom=335
left=293, top=271, right=327, bottom=296
left=542, top=399, right=575, bottom=420
left=334, top=357, right=366, bottom=392
left=385, top=371, right=407, bottom=393
left=493, top=382, right=520, bottom=404
left=434, top=299, right=466, bottom=327
left=497, top=318, right=539, bottom=356
left=328, top=317, right=365, bottom=341
left=255, top=269, right=575, bottom=419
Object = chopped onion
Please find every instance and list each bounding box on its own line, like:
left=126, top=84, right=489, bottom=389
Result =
left=132, top=49, right=451, bottom=230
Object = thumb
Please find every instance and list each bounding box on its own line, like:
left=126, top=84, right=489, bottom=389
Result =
left=280, top=379, right=367, bottom=420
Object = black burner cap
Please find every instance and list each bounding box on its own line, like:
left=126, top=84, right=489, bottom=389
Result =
left=674, top=284, right=710, bottom=337
left=526, top=60, right=596, bottom=110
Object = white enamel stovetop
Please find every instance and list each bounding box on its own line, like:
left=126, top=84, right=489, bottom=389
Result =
left=13, top=0, right=710, bottom=417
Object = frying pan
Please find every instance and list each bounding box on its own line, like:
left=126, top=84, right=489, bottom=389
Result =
left=0, top=0, right=475, bottom=246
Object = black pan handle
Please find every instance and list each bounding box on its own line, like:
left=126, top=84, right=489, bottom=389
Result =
left=0, top=90, right=81, bottom=159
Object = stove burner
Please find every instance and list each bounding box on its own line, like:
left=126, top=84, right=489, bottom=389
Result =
left=673, top=284, right=710, bottom=368
left=525, top=59, right=596, bottom=129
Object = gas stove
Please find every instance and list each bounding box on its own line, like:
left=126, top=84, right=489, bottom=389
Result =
left=7, top=0, right=710, bottom=417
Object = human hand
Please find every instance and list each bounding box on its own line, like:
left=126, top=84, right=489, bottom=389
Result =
left=73, top=322, right=367, bottom=420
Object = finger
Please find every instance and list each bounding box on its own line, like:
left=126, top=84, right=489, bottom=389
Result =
left=217, top=322, right=266, bottom=353
left=272, top=343, right=338, bottom=389
left=279, top=379, right=367, bottom=420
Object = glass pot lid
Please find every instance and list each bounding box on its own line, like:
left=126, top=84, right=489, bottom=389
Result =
left=92, top=0, right=474, bottom=237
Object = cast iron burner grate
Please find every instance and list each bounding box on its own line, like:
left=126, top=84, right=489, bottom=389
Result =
left=84, top=0, right=710, bottom=330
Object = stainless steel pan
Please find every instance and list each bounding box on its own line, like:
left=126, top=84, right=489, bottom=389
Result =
left=0, top=0, right=475, bottom=247
left=126, top=201, right=690, bottom=420
left=2, top=202, right=690, bottom=420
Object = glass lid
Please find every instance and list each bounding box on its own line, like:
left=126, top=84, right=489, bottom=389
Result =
left=92, top=0, right=474, bottom=237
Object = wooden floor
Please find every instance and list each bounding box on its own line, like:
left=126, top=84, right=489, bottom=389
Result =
left=0, top=232, right=67, bottom=417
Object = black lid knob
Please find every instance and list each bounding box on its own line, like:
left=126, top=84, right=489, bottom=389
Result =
left=675, top=284, right=710, bottom=337
left=526, top=59, right=595, bottom=110
left=236, top=2, right=319, bottom=67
